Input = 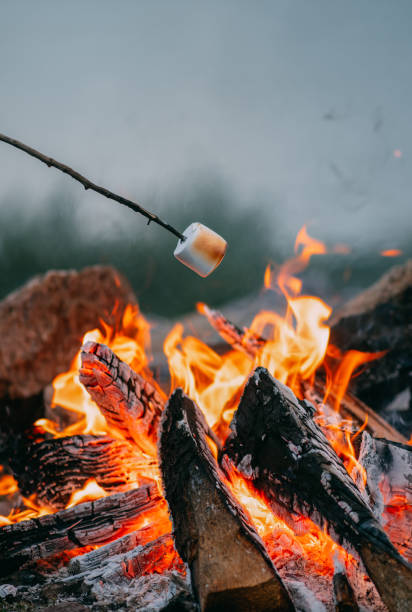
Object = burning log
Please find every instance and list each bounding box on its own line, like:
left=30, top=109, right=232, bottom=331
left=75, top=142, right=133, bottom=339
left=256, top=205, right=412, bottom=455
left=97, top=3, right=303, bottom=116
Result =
left=67, top=527, right=170, bottom=575
left=0, top=484, right=165, bottom=577
left=159, top=388, right=295, bottom=612
left=333, top=570, right=359, bottom=612
left=357, top=433, right=412, bottom=563
left=0, top=266, right=136, bottom=399
left=224, top=368, right=412, bottom=612
left=11, top=435, right=145, bottom=509
left=198, top=302, right=266, bottom=358
left=199, top=302, right=406, bottom=443
left=79, top=341, right=165, bottom=455
left=330, top=260, right=412, bottom=418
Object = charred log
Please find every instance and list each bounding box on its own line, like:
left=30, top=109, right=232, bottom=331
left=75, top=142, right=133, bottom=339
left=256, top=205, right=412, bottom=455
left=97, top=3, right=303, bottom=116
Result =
left=67, top=526, right=169, bottom=575
left=224, top=368, right=412, bottom=612
left=198, top=303, right=266, bottom=358
left=159, top=388, right=295, bottom=612
left=11, top=435, right=145, bottom=510
left=199, top=303, right=405, bottom=443
left=79, top=341, right=165, bottom=455
left=357, top=433, right=412, bottom=563
left=330, top=260, right=412, bottom=427
left=333, top=570, right=359, bottom=612
left=0, top=484, right=165, bottom=577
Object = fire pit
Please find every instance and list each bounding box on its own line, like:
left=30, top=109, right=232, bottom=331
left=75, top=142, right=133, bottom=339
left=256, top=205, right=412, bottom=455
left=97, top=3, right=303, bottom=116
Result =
left=0, top=230, right=411, bottom=611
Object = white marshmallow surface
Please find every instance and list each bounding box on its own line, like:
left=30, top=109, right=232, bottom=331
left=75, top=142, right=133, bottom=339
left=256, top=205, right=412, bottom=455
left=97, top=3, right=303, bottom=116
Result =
left=174, top=222, right=227, bottom=277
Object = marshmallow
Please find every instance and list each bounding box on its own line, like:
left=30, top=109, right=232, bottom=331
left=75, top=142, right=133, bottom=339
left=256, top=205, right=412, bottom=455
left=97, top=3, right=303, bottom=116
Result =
left=174, top=222, right=227, bottom=277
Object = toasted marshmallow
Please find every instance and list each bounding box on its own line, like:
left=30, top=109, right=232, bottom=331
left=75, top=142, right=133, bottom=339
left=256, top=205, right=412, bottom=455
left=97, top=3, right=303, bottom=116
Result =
left=174, top=222, right=227, bottom=277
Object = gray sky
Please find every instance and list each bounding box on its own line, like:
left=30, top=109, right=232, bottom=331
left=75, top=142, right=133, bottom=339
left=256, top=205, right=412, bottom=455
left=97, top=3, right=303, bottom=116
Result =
left=1, top=0, right=411, bottom=250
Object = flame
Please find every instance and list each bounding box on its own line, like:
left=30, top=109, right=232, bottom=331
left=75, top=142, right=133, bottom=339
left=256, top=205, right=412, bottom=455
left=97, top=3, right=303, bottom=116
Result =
left=380, top=249, right=402, bottom=257
left=65, top=479, right=108, bottom=508
left=225, top=464, right=353, bottom=576
left=0, top=226, right=401, bottom=578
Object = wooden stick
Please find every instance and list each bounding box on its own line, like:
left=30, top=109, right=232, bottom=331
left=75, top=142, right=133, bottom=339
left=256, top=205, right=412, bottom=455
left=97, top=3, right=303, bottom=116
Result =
left=0, top=132, right=185, bottom=240
left=159, top=388, right=295, bottom=612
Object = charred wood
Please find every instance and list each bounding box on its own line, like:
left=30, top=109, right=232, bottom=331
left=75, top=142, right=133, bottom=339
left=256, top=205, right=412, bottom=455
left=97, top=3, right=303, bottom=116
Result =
left=304, top=379, right=407, bottom=444
left=159, top=388, right=295, bottom=612
left=357, top=432, right=412, bottom=563
left=67, top=526, right=167, bottom=575
left=333, top=570, right=359, bottom=612
left=80, top=341, right=165, bottom=455
left=330, top=260, right=412, bottom=427
left=224, top=368, right=412, bottom=612
left=199, top=303, right=405, bottom=442
left=11, top=435, right=145, bottom=510
left=0, top=484, right=165, bottom=577
left=198, top=303, right=266, bottom=358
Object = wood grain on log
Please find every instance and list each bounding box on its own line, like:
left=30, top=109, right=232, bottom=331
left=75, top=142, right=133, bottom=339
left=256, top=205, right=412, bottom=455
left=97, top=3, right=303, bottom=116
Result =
left=0, top=484, right=166, bottom=577
left=224, top=368, right=412, bottom=612
left=159, top=388, right=295, bottom=612
left=79, top=341, right=165, bottom=455
left=11, top=435, right=145, bottom=509
left=0, top=266, right=136, bottom=399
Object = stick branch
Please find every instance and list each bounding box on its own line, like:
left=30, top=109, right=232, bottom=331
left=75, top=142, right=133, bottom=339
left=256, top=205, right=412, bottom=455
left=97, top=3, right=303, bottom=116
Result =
left=0, top=132, right=185, bottom=241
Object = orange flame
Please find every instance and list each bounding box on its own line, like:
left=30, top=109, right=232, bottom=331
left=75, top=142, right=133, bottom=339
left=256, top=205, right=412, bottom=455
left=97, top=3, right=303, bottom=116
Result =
left=380, top=249, right=402, bottom=257
left=0, top=226, right=398, bottom=576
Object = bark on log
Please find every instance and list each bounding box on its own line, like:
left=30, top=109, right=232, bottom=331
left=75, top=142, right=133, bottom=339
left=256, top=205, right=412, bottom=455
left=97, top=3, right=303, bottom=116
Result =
left=79, top=342, right=165, bottom=455
left=0, top=484, right=166, bottom=577
left=0, top=266, right=136, bottom=399
left=333, top=571, right=359, bottom=612
left=224, top=368, right=412, bottom=612
left=11, top=435, right=145, bottom=510
left=330, top=260, right=412, bottom=422
left=199, top=303, right=405, bottom=443
left=159, top=388, right=295, bottom=612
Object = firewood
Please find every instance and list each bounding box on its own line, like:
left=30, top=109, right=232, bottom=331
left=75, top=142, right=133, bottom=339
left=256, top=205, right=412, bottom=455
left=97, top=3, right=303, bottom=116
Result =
left=333, top=570, right=359, bottom=612
left=0, top=484, right=165, bottom=577
left=199, top=303, right=406, bottom=443
left=357, top=433, right=412, bottom=563
left=304, top=379, right=407, bottom=444
left=67, top=526, right=166, bottom=575
left=79, top=341, right=165, bottom=455
left=224, top=368, right=412, bottom=612
left=0, top=266, right=136, bottom=399
left=198, top=303, right=266, bottom=358
left=159, top=388, right=295, bottom=612
left=330, top=260, right=412, bottom=418
left=11, top=435, right=145, bottom=509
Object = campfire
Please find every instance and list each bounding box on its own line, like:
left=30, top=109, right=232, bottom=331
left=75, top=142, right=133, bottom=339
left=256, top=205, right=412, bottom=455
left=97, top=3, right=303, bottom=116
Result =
left=0, top=228, right=410, bottom=611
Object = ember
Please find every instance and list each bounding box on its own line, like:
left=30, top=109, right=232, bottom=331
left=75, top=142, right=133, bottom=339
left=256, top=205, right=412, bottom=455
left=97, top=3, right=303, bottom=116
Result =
left=0, top=228, right=410, bottom=611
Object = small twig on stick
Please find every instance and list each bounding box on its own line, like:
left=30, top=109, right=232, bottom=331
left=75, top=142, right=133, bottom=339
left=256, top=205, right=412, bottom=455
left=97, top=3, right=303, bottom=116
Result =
left=0, top=132, right=185, bottom=240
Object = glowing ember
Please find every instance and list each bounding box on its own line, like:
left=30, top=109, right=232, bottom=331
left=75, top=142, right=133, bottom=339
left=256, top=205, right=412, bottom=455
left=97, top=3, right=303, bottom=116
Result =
left=0, top=225, right=406, bottom=582
left=381, top=249, right=403, bottom=257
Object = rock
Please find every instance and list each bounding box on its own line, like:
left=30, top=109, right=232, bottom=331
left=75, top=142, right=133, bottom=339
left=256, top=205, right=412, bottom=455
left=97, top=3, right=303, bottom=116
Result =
left=0, top=266, right=136, bottom=398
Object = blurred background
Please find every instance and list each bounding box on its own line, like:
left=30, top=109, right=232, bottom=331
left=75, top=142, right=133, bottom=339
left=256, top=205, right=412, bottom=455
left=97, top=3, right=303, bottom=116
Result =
left=0, top=0, right=411, bottom=316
